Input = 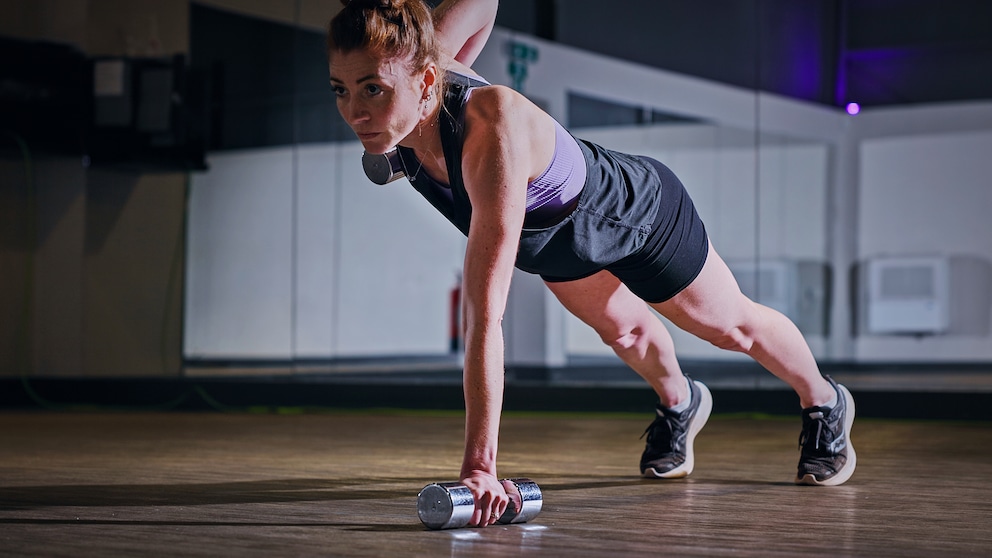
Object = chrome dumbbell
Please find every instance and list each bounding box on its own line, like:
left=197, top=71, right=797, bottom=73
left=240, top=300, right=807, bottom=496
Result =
left=362, top=149, right=405, bottom=185
left=417, top=478, right=543, bottom=530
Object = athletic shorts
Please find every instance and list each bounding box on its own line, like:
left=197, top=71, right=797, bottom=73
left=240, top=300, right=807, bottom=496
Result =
left=542, top=157, right=709, bottom=303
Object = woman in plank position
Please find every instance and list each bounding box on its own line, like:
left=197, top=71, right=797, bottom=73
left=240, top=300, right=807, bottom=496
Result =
left=327, top=0, right=856, bottom=527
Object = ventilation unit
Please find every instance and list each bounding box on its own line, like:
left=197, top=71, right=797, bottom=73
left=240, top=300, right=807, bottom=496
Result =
left=865, top=256, right=950, bottom=335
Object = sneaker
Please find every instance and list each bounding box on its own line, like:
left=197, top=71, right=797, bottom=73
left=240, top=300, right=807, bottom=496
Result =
left=795, top=376, right=857, bottom=486
left=640, top=377, right=712, bottom=478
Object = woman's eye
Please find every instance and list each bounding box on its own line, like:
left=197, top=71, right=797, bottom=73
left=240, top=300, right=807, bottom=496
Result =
left=365, top=84, right=383, bottom=95
left=331, top=85, right=346, bottom=97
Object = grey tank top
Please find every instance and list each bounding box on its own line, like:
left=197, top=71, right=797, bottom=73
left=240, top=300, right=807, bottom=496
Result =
left=399, top=71, right=664, bottom=279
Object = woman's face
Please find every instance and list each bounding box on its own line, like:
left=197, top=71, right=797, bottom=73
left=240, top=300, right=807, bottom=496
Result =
left=329, top=49, right=427, bottom=154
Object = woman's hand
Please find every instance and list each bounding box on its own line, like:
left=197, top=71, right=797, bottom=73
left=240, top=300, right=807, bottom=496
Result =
left=460, top=470, right=509, bottom=527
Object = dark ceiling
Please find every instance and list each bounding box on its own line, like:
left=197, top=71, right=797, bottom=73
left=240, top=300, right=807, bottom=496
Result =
left=489, top=0, right=992, bottom=108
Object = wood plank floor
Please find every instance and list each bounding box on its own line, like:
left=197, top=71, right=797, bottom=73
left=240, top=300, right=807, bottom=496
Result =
left=1, top=410, right=990, bottom=557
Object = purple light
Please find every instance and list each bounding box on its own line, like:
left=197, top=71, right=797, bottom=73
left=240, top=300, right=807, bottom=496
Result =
left=846, top=102, right=861, bottom=115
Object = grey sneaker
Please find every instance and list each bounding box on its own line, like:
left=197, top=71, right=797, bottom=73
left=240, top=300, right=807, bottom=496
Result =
left=796, top=376, right=857, bottom=486
left=640, top=377, right=712, bottom=478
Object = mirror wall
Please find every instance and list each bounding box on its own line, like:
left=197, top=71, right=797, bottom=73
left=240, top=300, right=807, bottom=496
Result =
left=6, top=1, right=991, bottom=387
left=181, top=3, right=837, bottom=375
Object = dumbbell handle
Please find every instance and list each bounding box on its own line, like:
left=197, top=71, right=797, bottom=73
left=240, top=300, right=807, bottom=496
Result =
left=417, top=478, right=543, bottom=530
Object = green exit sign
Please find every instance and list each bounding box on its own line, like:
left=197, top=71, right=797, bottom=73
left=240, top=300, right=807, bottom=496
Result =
left=506, top=40, right=539, bottom=92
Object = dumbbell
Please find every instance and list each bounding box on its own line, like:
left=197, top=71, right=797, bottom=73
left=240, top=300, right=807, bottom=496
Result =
left=417, top=478, right=543, bottom=530
left=362, top=149, right=405, bottom=185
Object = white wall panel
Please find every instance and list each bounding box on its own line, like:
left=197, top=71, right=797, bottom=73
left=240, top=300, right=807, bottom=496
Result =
left=185, top=142, right=467, bottom=360
left=333, top=143, right=466, bottom=357
left=294, top=144, right=340, bottom=357
left=184, top=148, right=294, bottom=358
left=856, top=130, right=992, bottom=361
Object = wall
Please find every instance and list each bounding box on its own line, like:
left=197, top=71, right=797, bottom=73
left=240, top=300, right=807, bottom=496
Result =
left=183, top=143, right=465, bottom=360
left=195, top=0, right=340, bottom=31
left=0, top=0, right=188, bottom=378
left=853, top=106, right=992, bottom=362
left=1, top=0, right=346, bottom=378
left=6, top=5, right=992, bottom=377
left=476, top=29, right=992, bottom=364
left=1, top=0, right=352, bottom=378
left=180, top=26, right=992, bottom=367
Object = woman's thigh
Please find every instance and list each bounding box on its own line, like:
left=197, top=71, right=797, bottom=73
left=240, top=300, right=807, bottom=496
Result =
left=543, top=270, right=658, bottom=339
left=651, top=241, right=756, bottom=340
left=545, top=241, right=756, bottom=345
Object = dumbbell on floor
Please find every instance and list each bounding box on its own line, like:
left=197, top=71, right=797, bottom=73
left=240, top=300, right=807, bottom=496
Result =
left=417, top=478, right=543, bottom=530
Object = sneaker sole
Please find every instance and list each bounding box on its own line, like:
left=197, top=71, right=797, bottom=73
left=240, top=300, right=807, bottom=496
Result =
left=642, top=381, right=713, bottom=479
left=796, top=383, right=857, bottom=486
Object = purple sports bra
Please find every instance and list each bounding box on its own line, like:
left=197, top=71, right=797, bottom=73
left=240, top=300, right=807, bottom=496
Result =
left=524, top=119, right=587, bottom=225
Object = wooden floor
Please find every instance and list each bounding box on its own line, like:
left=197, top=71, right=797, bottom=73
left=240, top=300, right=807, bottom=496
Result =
left=1, top=410, right=990, bottom=557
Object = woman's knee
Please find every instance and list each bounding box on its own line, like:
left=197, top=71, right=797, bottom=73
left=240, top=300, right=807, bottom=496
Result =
left=601, top=325, right=645, bottom=352
left=596, top=313, right=669, bottom=354
left=704, top=297, right=792, bottom=354
left=676, top=296, right=762, bottom=354
left=706, top=325, right=755, bottom=353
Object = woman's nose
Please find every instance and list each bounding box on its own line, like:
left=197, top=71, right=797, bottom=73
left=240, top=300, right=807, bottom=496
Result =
left=345, top=99, right=370, bottom=125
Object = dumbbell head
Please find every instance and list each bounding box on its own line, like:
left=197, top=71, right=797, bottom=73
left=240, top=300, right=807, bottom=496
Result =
left=417, top=482, right=474, bottom=530
left=497, top=478, right=543, bottom=525
left=362, top=149, right=405, bottom=185
left=416, top=478, right=543, bottom=530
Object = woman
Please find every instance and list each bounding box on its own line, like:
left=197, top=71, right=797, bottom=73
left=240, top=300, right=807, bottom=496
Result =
left=327, top=0, right=856, bottom=527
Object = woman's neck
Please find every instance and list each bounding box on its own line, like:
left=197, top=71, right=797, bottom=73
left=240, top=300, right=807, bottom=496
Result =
left=400, top=122, right=447, bottom=182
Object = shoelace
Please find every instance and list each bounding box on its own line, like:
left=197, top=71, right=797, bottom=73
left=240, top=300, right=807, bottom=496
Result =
left=641, top=412, right=674, bottom=449
left=798, top=410, right=829, bottom=452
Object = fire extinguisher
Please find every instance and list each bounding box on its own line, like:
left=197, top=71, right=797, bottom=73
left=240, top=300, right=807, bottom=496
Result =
left=449, top=271, right=462, bottom=353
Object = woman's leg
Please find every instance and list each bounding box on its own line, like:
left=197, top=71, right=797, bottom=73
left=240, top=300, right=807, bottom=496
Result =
left=543, top=271, right=690, bottom=407
left=652, top=241, right=835, bottom=408
left=545, top=241, right=854, bottom=484
left=654, top=242, right=855, bottom=485
left=545, top=272, right=712, bottom=478
left=543, top=242, right=834, bottom=408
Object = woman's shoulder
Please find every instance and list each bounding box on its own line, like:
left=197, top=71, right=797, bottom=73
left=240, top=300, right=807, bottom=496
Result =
left=461, top=86, right=546, bottom=144
left=463, top=82, right=534, bottom=120
left=443, top=60, right=552, bottom=139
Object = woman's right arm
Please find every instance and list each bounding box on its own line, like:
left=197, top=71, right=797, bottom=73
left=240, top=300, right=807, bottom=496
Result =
left=433, top=0, right=499, bottom=67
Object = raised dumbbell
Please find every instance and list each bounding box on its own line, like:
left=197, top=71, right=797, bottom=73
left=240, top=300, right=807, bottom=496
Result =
left=417, top=478, right=543, bottom=530
left=362, top=149, right=405, bottom=185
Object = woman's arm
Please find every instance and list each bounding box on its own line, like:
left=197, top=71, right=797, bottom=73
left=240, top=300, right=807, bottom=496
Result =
left=457, top=85, right=556, bottom=527
left=433, top=0, right=499, bottom=67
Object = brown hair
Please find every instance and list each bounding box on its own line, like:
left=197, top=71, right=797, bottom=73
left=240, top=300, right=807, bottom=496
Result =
left=327, top=0, right=440, bottom=72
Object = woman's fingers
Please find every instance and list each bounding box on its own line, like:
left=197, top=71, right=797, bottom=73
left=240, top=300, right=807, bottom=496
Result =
left=500, top=479, right=521, bottom=519
left=461, top=472, right=509, bottom=527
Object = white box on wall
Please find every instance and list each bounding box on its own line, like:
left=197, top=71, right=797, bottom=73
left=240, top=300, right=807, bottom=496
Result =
left=865, top=256, right=950, bottom=335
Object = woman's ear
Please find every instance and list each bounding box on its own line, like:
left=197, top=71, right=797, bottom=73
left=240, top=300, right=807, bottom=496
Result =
left=421, top=63, right=438, bottom=100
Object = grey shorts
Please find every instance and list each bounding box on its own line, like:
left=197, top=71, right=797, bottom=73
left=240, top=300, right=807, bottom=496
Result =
left=542, top=157, right=708, bottom=303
